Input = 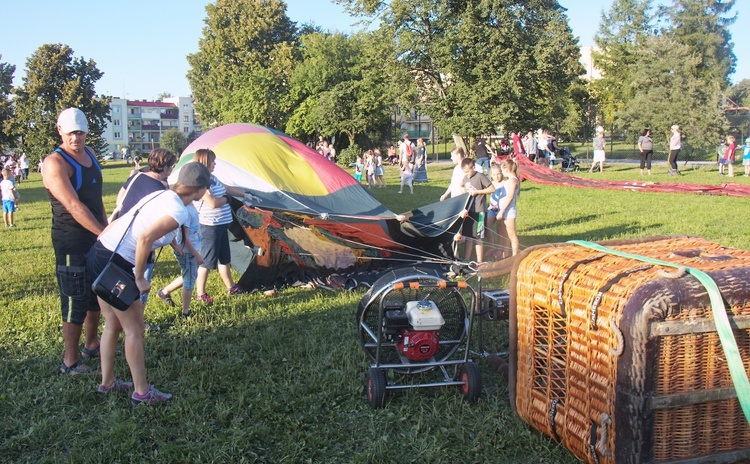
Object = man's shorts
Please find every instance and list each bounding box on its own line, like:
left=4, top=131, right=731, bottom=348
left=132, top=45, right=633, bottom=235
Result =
left=3, top=200, right=15, bottom=213
left=55, top=251, right=100, bottom=325
left=461, top=211, right=485, bottom=239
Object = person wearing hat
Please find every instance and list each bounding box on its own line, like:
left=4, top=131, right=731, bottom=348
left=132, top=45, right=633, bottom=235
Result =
left=87, top=161, right=211, bottom=405
left=43, top=107, right=106, bottom=375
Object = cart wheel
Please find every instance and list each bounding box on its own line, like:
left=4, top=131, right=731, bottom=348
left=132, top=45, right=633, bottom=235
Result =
left=458, top=362, right=482, bottom=403
left=367, top=367, right=387, bottom=409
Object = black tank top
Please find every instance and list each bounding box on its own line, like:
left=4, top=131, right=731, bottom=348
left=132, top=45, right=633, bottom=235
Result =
left=47, top=147, right=104, bottom=254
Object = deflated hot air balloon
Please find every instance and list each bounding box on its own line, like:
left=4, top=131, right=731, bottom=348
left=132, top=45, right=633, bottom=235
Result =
left=170, top=123, right=468, bottom=291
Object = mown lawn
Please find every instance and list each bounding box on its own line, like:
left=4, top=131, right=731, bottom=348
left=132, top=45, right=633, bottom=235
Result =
left=1, top=159, right=748, bottom=463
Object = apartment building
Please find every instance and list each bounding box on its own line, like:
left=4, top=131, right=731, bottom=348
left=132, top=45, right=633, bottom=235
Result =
left=102, top=97, right=201, bottom=154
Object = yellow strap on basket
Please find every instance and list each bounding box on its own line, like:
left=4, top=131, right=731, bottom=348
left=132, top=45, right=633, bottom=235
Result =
left=568, top=240, right=750, bottom=425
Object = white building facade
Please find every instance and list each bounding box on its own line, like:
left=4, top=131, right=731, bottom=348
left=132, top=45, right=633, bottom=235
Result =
left=102, top=97, right=201, bottom=154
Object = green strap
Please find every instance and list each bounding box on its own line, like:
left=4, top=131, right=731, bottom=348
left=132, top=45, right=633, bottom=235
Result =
left=568, top=240, right=750, bottom=424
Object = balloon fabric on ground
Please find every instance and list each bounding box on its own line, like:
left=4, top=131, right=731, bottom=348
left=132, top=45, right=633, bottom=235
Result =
left=170, top=123, right=468, bottom=291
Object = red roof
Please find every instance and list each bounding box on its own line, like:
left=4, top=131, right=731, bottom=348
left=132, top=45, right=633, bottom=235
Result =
left=126, top=100, right=176, bottom=108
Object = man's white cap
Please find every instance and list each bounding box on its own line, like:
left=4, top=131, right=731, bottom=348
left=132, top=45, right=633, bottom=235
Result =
left=57, top=108, right=88, bottom=133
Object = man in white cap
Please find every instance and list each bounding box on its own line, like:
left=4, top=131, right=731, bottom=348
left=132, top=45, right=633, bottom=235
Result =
left=43, top=107, right=106, bottom=375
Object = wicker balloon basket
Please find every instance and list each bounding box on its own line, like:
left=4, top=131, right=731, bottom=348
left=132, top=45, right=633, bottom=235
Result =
left=504, top=235, right=750, bottom=464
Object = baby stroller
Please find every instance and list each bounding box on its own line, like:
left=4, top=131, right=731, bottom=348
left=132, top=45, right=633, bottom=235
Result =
left=558, top=147, right=580, bottom=172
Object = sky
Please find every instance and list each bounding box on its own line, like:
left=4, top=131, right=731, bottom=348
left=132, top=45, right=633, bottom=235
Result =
left=0, top=0, right=748, bottom=101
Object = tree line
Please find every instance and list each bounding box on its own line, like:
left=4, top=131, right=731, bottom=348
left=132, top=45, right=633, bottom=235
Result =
left=0, top=0, right=745, bottom=164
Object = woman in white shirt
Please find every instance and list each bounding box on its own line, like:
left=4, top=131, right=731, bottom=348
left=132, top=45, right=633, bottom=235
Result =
left=87, top=162, right=211, bottom=405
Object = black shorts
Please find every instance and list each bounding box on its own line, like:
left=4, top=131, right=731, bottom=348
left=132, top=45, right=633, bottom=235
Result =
left=461, top=211, right=485, bottom=239
left=55, top=251, right=100, bottom=325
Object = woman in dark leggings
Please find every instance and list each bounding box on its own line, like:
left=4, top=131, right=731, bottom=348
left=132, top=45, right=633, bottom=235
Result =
left=668, top=124, right=681, bottom=175
left=638, top=128, right=653, bottom=176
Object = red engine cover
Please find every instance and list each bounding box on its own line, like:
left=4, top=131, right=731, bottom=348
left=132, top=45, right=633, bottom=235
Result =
left=398, top=330, right=440, bottom=361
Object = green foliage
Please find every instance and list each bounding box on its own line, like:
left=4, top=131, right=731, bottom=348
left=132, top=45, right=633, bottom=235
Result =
left=9, top=44, right=110, bottom=157
left=159, top=128, right=187, bottom=158
left=342, top=0, right=583, bottom=139
left=667, top=0, right=737, bottom=86
left=616, top=35, right=727, bottom=153
left=285, top=31, right=393, bottom=148
left=187, top=0, right=297, bottom=129
left=0, top=55, right=15, bottom=152
left=592, top=0, right=655, bottom=127
left=338, top=142, right=362, bottom=166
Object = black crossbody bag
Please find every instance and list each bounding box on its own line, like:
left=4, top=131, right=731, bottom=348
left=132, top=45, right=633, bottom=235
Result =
left=92, top=192, right=164, bottom=311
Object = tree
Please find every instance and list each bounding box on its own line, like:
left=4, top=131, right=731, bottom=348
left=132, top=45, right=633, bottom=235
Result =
left=592, top=0, right=656, bottom=127
left=337, top=0, right=583, bottom=141
left=0, top=56, right=15, bottom=152
left=285, top=30, right=393, bottom=149
left=187, top=0, right=297, bottom=129
left=616, top=35, right=727, bottom=155
left=160, top=128, right=187, bottom=157
left=9, top=44, right=110, bottom=159
left=666, top=0, right=736, bottom=86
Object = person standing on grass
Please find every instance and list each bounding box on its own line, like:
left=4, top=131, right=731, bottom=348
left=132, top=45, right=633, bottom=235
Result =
left=1, top=167, right=19, bottom=227
left=157, top=199, right=203, bottom=318
left=459, top=157, right=495, bottom=264
left=722, top=135, right=737, bottom=177
left=19, top=153, right=29, bottom=181
left=374, top=149, right=386, bottom=188
left=668, top=124, right=681, bottom=176
left=590, top=126, right=606, bottom=173
left=398, top=147, right=414, bottom=194
left=486, top=160, right=520, bottom=260
left=440, top=147, right=467, bottom=201
left=638, top=128, right=653, bottom=176
left=43, top=108, right=105, bottom=375
left=743, top=138, right=750, bottom=176
left=88, top=162, right=211, bottom=404
left=193, top=148, right=250, bottom=303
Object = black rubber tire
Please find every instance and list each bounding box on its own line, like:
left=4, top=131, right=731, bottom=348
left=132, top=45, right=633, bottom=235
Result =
left=367, top=367, right=387, bottom=409
left=458, top=362, right=482, bottom=403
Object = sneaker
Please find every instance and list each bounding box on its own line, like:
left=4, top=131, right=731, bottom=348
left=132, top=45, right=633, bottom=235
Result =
left=228, top=284, right=247, bottom=295
left=97, top=378, right=133, bottom=396
left=196, top=293, right=213, bottom=304
left=130, top=385, right=173, bottom=406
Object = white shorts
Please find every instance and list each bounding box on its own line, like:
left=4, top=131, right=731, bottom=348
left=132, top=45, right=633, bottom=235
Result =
left=593, top=150, right=606, bottom=163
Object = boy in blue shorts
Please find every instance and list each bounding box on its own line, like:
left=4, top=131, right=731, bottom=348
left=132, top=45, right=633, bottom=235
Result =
left=1, top=167, right=19, bottom=227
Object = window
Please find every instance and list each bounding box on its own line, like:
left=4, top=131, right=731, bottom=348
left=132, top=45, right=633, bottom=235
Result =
left=183, top=115, right=189, bottom=122
left=113, top=119, right=120, bottom=126
left=113, top=107, right=121, bottom=114
left=114, top=132, right=121, bottom=139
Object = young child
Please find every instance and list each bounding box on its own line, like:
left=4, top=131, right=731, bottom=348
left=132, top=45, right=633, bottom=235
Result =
left=486, top=160, right=520, bottom=259
left=352, top=156, right=364, bottom=184
left=459, top=157, right=494, bottom=263
left=722, top=135, right=737, bottom=177
left=374, top=149, right=385, bottom=188
left=743, top=138, right=750, bottom=176
left=1, top=168, right=19, bottom=228
left=365, top=151, right=376, bottom=188
left=398, top=152, right=414, bottom=194
left=157, top=203, right=203, bottom=317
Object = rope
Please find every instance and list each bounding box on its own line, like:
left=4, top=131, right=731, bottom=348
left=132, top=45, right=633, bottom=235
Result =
left=568, top=239, right=750, bottom=425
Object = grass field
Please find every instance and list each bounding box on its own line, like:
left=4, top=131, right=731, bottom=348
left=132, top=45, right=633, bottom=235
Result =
left=1, top=159, right=749, bottom=463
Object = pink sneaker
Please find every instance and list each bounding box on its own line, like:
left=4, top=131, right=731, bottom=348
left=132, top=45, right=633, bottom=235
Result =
left=196, top=293, right=213, bottom=304
left=130, top=385, right=172, bottom=406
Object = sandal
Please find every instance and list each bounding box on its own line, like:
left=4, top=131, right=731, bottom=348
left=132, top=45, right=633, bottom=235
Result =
left=80, top=345, right=100, bottom=360
left=157, top=290, right=175, bottom=307
left=60, top=359, right=97, bottom=376
left=181, top=310, right=193, bottom=318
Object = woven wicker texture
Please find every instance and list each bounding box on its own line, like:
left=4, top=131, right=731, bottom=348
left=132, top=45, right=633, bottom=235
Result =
left=513, top=236, right=750, bottom=464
